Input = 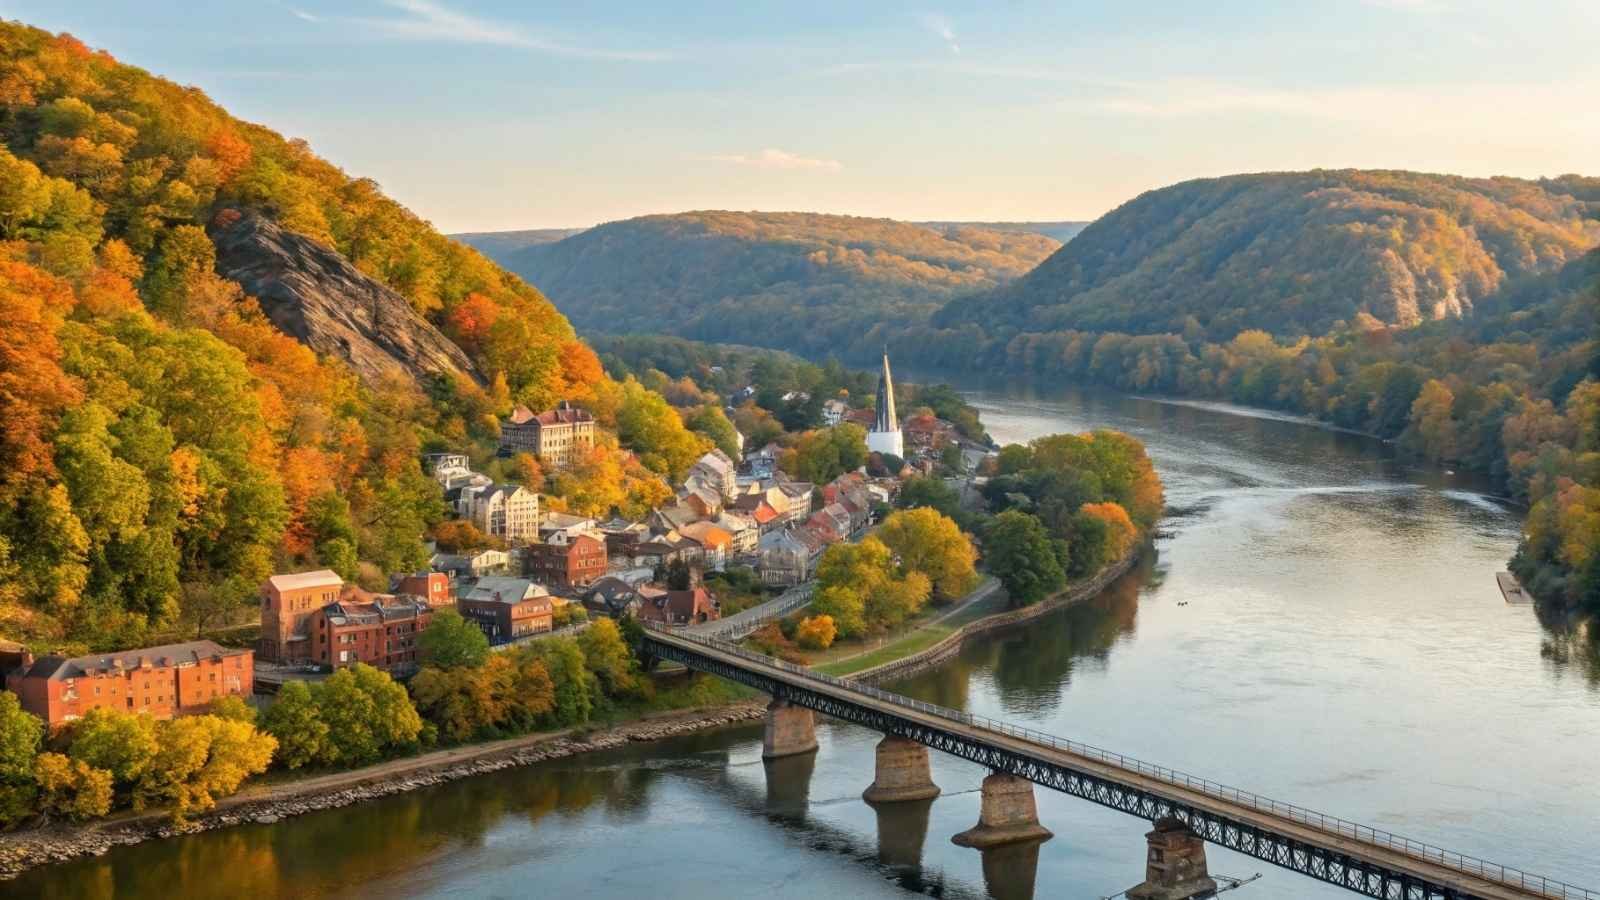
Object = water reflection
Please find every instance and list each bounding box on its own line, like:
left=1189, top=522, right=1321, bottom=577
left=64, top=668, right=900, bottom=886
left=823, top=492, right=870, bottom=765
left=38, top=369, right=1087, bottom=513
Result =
left=872, top=798, right=935, bottom=873
left=978, top=841, right=1044, bottom=900
left=763, top=751, right=817, bottom=819
left=1536, top=610, right=1600, bottom=689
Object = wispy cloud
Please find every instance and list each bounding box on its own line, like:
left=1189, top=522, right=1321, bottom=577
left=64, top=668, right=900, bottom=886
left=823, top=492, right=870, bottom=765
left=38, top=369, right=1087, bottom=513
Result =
left=920, top=13, right=960, bottom=54
left=288, top=7, right=320, bottom=22
left=348, top=0, right=670, bottom=61
left=704, top=149, right=843, bottom=172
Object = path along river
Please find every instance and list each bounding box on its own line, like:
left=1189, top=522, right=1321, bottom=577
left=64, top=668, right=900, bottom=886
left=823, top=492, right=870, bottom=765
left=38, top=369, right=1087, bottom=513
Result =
left=14, top=381, right=1600, bottom=899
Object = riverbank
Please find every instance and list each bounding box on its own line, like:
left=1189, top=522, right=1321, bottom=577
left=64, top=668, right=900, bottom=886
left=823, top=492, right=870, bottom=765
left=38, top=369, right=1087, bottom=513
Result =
left=0, top=549, right=1140, bottom=881
left=0, top=701, right=766, bottom=880
left=845, top=549, right=1139, bottom=683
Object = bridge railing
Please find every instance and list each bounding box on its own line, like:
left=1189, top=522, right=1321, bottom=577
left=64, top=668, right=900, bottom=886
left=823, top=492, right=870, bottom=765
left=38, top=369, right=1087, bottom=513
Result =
left=643, top=623, right=1598, bottom=900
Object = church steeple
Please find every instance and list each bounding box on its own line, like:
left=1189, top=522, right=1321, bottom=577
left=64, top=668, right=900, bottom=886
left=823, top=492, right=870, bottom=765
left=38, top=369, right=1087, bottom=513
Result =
left=874, top=347, right=897, bottom=434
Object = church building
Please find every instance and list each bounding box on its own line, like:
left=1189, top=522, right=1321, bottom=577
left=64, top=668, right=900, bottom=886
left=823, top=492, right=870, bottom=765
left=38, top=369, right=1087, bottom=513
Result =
left=867, top=349, right=904, bottom=459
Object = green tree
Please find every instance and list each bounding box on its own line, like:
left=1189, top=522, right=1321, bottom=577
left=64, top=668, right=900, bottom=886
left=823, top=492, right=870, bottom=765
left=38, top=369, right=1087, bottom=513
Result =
left=984, top=510, right=1066, bottom=607
left=0, top=693, right=43, bottom=828
left=208, top=695, right=257, bottom=725
left=524, top=638, right=593, bottom=728
left=417, top=607, right=491, bottom=669
left=578, top=617, right=637, bottom=698
left=259, top=681, right=330, bottom=770
left=66, top=707, right=159, bottom=787
left=134, top=715, right=275, bottom=822
left=314, top=664, right=422, bottom=766
left=686, top=404, right=741, bottom=460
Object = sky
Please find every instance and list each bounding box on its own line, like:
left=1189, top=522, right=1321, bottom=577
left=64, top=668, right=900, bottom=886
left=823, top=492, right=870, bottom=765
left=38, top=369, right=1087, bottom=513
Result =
left=5, top=0, right=1597, bottom=231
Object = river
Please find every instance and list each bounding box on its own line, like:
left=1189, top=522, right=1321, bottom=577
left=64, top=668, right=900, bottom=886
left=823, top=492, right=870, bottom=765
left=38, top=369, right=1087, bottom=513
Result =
left=15, top=382, right=1600, bottom=899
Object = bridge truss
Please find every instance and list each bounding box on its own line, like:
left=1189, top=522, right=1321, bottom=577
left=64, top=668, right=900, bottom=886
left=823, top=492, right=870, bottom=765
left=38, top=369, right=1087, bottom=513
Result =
left=643, top=628, right=1595, bottom=900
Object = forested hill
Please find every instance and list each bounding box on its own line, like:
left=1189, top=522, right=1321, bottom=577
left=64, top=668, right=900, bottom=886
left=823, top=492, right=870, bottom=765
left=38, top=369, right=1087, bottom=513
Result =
left=935, top=170, right=1600, bottom=341
left=473, top=211, right=1063, bottom=361
left=451, top=228, right=587, bottom=257
left=0, top=22, right=693, bottom=649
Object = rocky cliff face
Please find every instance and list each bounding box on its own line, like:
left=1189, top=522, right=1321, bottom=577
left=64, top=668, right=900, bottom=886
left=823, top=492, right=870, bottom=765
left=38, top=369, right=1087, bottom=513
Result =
left=210, top=210, right=482, bottom=390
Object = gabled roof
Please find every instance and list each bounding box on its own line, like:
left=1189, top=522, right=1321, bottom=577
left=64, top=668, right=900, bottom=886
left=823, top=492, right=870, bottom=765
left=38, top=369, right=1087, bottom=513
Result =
left=508, top=402, right=593, bottom=427
left=27, top=640, right=245, bottom=681
left=266, top=570, right=342, bottom=592
left=679, top=521, right=734, bottom=550
left=462, top=577, right=547, bottom=605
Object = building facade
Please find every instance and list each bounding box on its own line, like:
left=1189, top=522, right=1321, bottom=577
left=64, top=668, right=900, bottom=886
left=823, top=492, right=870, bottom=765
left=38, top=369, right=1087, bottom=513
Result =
left=308, top=596, right=433, bottom=674
left=393, top=571, right=453, bottom=607
left=525, top=532, right=608, bottom=588
left=4, top=641, right=253, bottom=727
left=469, top=483, right=540, bottom=544
left=499, top=401, right=596, bottom=466
left=458, top=578, right=555, bottom=642
left=260, top=569, right=343, bottom=663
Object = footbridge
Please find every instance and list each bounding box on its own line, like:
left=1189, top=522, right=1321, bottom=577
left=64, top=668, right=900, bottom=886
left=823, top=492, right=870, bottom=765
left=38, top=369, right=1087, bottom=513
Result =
left=641, top=624, right=1596, bottom=900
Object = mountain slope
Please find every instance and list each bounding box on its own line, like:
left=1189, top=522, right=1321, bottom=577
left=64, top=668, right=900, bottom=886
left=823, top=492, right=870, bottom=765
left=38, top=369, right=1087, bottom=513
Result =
left=0, top=22, right=616, bottom=646
left=452, top=228, right=587, bottom=257
left=935, top=170, right=1600, bottom=340
left=914, top=220, right=1089, bottom=243
left=480, top=211, right=1061, bottom=360
left=212, top=210, right=481, bottom=389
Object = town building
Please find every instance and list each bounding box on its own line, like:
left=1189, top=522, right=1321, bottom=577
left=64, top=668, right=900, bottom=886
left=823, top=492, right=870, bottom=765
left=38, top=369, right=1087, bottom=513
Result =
left=525, top=531, right=608, bottom=588
left=637, top=586, right=720, bottom=626
left=468, top=483, right=540, bottom=544
left=308, top=594, right=433, bottom=674
left=499, top=401, right=596, bottom=466
left=4, top=641, right=253, bottom=727
left=715, top=510, right=760, bottom=555
left=424, top=452, right=472, bottom=480
left=392, top=571, right=453, bottom=608
left=778, top=481, right=816, bottom=523
left=678, top=521, right=734, bottom=570
left=757, top=528, right=823, bottom=587
left=822, top=397, right=849, bottom=426
left=686, top=449, right=738, bottom=500
left=578, top=576, right=658, bottom=620
left=649, top=503, right=701, bottom=534
left=457, top=577, right=554, bottom=643
left=538, top=511, right=599, bottom=543
left=866, top=349, right=904, bottom=459
left=259, top=569, right=343, bottom=663
left=430, top=548, right=513, bottom=580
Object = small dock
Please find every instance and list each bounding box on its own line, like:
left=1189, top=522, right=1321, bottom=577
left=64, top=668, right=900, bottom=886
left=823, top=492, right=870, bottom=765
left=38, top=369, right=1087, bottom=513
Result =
left=1496, top=571, right=1531, bottom=604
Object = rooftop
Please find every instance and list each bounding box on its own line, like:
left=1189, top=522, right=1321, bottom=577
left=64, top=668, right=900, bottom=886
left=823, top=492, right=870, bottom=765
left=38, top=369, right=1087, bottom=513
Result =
left=23, top=640, right=247, bottom=681
left=266, top=569, right=343, bottom=592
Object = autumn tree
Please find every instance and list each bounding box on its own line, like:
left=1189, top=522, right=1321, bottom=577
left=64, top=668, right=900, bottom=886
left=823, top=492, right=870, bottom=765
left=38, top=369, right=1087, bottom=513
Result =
left=686, top=404, right=741, bottom=460
left=812, top=537, right=931, bottom=637
left=578, top=617, right=637, bottom=698
left=314, top=664, right=423, bottom=766
left=795, top=614, right=837, bottom=650
left=877, top=507, right=979, bottom=602
left=0, top=694, right=43, bottom=827
left=34, top=753, right=112, bottom=822
left=134, top=715, right=275, bottom=822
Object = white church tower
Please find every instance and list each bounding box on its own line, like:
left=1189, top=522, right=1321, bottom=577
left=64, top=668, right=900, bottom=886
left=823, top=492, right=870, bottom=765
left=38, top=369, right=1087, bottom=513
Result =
left=866, top=348, right=904, bottom=459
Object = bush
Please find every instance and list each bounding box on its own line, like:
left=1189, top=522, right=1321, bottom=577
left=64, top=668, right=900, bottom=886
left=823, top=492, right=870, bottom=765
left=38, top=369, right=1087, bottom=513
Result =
left=795, top=615, right=837, bottom=650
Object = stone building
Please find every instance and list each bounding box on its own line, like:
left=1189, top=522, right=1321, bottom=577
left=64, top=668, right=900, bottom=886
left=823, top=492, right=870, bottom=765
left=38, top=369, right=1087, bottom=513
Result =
left=525, top=532, right=608, bottom=589
left=308, top=595, right=433, bottom=674
left=468, top=483, right=540, bottom=544
left=499, top=401, right=596, bottom=466
left=457, top=577, right=554, bottom=642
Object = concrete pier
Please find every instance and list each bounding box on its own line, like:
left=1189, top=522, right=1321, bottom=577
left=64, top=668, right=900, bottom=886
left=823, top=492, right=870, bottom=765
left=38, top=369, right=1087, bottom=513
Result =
left=863, top=735, right=941, bottom=803
left=952, top=772, right=1053, bottom=848
left=1126, top=818, right=1220, bottom=900
left=761, top=698, right=817, bottom=759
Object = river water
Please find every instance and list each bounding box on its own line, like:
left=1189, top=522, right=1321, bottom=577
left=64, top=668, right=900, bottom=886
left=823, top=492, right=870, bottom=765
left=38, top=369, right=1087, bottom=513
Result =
left=15, top=383, right=1600, bottom=899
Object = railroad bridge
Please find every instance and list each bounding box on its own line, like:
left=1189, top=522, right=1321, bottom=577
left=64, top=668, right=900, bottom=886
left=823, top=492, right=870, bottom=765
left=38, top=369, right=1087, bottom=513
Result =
left=641, top=624, right=1596, bottom=900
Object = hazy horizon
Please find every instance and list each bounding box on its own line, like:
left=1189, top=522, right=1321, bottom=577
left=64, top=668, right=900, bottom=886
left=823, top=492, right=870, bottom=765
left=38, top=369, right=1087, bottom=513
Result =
left=12, top=0, right=1598, bottom=232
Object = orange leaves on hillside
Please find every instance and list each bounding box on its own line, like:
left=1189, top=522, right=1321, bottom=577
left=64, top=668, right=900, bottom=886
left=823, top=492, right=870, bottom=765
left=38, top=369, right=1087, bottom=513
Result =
left=0, top=257, right=80, bottom=499
left=203, top=131, right=253, bottom=183
left=444, top=291, right=499, bottom=356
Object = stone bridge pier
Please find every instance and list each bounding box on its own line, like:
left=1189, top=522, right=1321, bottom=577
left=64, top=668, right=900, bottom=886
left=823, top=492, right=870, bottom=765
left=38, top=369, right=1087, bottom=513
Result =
left=953, top=772, right=1053, bottom=848
left=762, top=698, right=818, bottom=759
left=863, top=735, right=940, bottom=803
left=1126, top=818, right=1219, bottom=900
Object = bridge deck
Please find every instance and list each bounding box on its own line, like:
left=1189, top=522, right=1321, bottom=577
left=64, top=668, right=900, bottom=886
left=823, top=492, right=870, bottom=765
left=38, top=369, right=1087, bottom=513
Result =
left=646, top=628, right=1593, bottom=900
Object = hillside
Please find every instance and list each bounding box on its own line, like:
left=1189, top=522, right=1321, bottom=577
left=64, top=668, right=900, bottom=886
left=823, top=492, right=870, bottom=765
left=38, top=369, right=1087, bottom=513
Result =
left=477, top=211, right=1062, bottom=361
left=934, top=170, right=1600, bottom=340
left=0, top=23, right=686, bottom=648
left=915, top=220, right=1089, bottom=243
left=451, top=227, right=587, bottom=257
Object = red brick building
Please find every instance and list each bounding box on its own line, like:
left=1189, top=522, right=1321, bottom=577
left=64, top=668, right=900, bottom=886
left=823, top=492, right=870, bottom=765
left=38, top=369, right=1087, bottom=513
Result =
left=458, top=577, right=554, bottom=643
left=3, top=640, right=253, bottom=728
left=307, top=595, right=433, bottom=673
left=394, top=571, right=453, bottom=608
left=525, top=532, right=607, bottom=589
left=259, top=569, right=343, bottom=663
left=637, top=586, right=720, bottom=626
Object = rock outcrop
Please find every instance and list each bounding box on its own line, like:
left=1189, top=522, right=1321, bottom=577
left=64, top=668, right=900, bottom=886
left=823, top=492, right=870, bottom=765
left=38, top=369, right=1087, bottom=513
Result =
left=210, top=210, right=482, bottom=390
